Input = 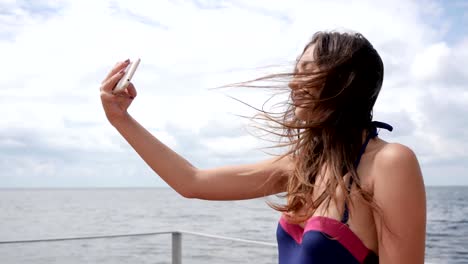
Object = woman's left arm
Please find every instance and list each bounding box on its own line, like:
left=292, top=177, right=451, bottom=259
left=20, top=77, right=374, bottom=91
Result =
left=373, top=143, right=426, bottom=264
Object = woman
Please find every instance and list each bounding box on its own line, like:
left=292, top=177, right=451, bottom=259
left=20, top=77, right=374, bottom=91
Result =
left=99, top=31, right=426, bottom=263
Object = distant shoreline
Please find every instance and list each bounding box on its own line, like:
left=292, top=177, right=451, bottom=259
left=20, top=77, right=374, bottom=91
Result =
left=1, top=185, right=467, bottom=191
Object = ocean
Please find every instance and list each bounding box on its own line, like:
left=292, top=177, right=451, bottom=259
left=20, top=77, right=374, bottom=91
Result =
left=0, top=186, right=466, bottom=264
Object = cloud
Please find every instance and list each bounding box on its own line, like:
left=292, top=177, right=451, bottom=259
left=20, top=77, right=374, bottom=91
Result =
left=0, top=0, right=467, bottom=187
left=109, top=1, right=169, bottom=29
left=411, top=41, right=468, bottom=87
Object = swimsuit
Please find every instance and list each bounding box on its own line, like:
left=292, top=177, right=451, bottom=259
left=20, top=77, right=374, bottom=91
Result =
left=276, top=121, right=393, bottom=264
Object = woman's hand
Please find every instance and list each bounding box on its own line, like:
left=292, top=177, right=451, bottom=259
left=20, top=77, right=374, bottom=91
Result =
left=100, top=59, right=138, bottom=124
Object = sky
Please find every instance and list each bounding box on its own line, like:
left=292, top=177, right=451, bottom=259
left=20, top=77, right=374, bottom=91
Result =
left=0, top=0, right=467, bottom=188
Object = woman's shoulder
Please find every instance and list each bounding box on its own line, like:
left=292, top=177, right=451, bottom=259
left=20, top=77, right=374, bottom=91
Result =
left=371, top=142, right=423, bottom=186
left=374, top=142, right=418, bottom=166
left=370, top=144, right=426, bottom=263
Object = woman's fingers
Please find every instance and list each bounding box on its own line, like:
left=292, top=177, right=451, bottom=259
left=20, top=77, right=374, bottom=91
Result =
left=100, top=69, right=126, bottom=93
left=99, top=60, right=138, bottom=102
left=126, top=83, right=137, bottom=99
left=102, top=59, right=130, bottom=84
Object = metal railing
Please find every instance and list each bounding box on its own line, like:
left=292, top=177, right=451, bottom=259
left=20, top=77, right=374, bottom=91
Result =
left=0, top=230, right=277, bottom=264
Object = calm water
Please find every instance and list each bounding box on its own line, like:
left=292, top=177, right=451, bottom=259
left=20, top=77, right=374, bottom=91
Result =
left=0, top=187, right=466, bottom=264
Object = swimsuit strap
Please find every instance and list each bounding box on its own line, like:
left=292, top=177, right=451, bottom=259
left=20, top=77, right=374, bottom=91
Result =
left=341, top=121, right=393, bottom=224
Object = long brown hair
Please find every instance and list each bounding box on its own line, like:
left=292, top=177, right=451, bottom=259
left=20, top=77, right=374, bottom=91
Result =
left=226, top=31, right=385, bottom=223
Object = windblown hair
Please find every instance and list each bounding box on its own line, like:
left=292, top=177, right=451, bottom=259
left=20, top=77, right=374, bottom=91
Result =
left=227, top=31, right=385, bottom=223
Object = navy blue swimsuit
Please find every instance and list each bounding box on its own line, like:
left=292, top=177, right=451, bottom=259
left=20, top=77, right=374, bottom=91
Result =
left=276, top=121, right=393, bottom=264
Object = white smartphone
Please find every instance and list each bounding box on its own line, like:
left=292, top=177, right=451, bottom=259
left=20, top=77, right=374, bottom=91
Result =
left=113, top=58, right=141, bottom=94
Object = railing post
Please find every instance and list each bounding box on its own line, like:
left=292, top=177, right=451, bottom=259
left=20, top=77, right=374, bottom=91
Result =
left=172, top=232, right=182, bottom=264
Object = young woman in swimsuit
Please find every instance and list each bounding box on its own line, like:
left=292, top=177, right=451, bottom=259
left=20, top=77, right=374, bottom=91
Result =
left=99, top=31, right=426, bottom=263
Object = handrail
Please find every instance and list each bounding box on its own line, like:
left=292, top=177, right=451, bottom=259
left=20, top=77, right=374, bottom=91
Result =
left=0, top=230, right=276, bottom=246
left=177, top=230, right=276, bottom=247
left=0, top=231, right=175, bottom=244
left=0, top=230, right=277, bottom=264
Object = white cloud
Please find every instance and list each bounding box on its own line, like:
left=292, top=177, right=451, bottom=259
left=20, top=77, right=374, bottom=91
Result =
left=1, top=0, right=467, bottom=187
left=411, top=43, right=451, bottom=81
